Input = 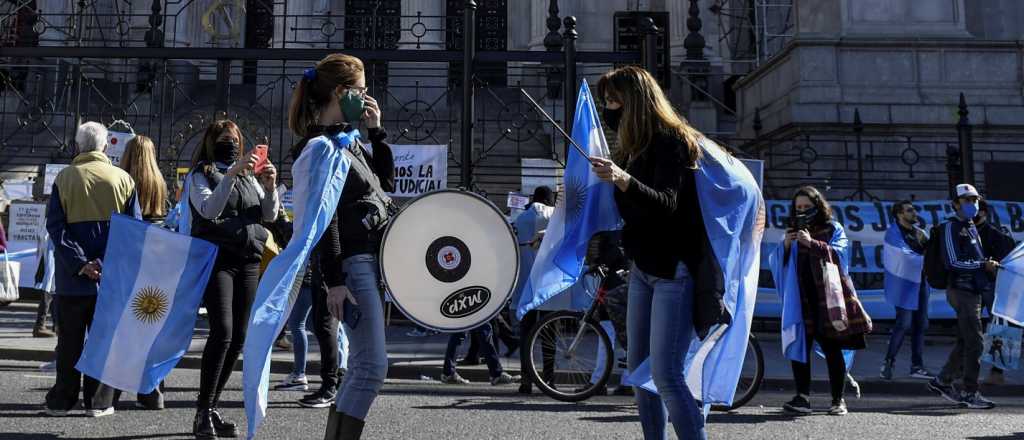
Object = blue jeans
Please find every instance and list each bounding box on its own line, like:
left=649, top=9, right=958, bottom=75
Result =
left=627, top=262, right=706, bottom=440
left=287, top=286, right=313, bottom=376
left=885, top=283, right=929, bottom=368
left=334, top=254, right=388, bottom=420
left=443, top=323, right=503, bottom=378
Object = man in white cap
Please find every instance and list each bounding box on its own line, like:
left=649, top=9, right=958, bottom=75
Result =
left=927, top=183, right=999, bottom=409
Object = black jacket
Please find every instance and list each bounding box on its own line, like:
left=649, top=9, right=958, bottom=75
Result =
left=294, top=125, right=395, bottom=289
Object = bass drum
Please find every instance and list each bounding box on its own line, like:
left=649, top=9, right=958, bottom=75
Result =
left=380, top=189, right=519, bottom=332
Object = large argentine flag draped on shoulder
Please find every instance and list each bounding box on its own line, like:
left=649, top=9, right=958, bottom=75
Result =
left=516, top=80, right=623, bottom=319
left=77, top=214, right=218, bottom=393
left=625, top=137, right=766, bottom=409
left=243, top=130, right=356, bottom=439
left=882, top=226, right=926, bottom=310
left=994, top=242, right=1024, bottom=326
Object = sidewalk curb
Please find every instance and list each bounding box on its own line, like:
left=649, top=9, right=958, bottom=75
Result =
left=5, top=346, right=1022, bottom=398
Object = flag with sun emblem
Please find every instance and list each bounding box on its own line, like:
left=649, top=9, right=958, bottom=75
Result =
left=517, top=80, right=623, bottom=319
left=77, top=214, right=218, bottom=394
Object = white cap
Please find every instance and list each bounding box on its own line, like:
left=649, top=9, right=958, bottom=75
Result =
left=956, top=183, right=979, bottom=198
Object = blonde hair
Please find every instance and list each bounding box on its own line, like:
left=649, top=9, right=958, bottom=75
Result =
left=288, top=53, right=365, bottom=139
left=121, top=135, right=168, bottom=218
left=597, top=66, right=703, bottom=167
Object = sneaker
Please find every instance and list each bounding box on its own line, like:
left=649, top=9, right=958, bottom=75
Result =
left=440, top=373, right=470, bottom=385
left=611, top=386, right=635, bottom=396
left=86, top=407, right=115, bottom=418
left=782, top=395, right=812, bottom=415
left=928, top=378, right=962, bottom=405
left=39, top=361, right=56, bottom=372
left=909, top=366, right=936, bottom=380
left=43, top=407, right=69, bottom=417
left=490, top=373, right=520, bottom=386
left=880, top=358, right=894, bottom=380
left=33, top=326, right=56, bottom=338
left=297, top=387, right=337, bottom=408
left=274, top=373, right=309, bottom=391
left=960, top=391, right=996, bottom=410
left=828, top=399, right=848, bottom=416
left=273, top=336, right=292, bottom=351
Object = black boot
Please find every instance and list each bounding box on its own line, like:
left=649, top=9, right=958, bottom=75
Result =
left=193, top=409, right=216, bottom=440
left=210, top=408, right=239, bottom=438
left=339, top=414, right=365, bottom=440
left=324, top=408, right=343, bottom=440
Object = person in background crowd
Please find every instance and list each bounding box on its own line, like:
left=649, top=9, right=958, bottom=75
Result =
left=511, top=186, right=555, bottom=395
left=928, top=184, right=999, bottom=410
left=287, top=53, right=392, bottom=439
left=880, top=200, right=935, bottom=381
left=440, top=323, right=519, bottom=386
left=32, top=225, right=56, bottom=338
left=974, top=200, right=1017, bottom=386
left=120, top=134, right=171, bottom=410
left=777, top=186, right=871, bottom=416
left=44, top=121, right=139, bottom=418
left=187, top=120, right=279, bottom=439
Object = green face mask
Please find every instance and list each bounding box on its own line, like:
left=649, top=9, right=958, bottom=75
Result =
left=339, top=90, right=365, bottom=123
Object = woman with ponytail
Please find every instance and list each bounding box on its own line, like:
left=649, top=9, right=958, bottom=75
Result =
left=288, top=54, right=394, bottom=440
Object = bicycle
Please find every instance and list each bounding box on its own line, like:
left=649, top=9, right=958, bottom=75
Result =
left=522, top=266, right=764, bottom=410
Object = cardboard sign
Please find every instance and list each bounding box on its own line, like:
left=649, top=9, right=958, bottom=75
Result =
left=105, top=130, right=136, bottom=166
left=388, top=145, right=448, bottom=198
left=43, top=164, right=68, bottom=195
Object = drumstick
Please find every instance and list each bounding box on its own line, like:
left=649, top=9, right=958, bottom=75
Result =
left=519, top=88, right=592, bottom=160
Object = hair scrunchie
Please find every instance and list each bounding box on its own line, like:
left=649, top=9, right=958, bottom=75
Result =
left=303, top=67, right=317, bottom=82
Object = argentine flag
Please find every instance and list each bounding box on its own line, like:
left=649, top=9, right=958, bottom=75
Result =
left=882, top=226, right=926, bottom=310
left=516, top=80, right=623, bottom=319
left=625, top=137, right=766, bottom=410
left=243, top=130, right=356, bottom=439
left=77, top=214, right=218, bottom=394
left=994, top=242, right=1024, bottom=326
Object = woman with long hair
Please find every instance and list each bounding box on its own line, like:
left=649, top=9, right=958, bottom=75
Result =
left=774, top=186, right=871, bottom=416
left=589, top=65, right=713, bottom=439
left=120, top=135, right=171, bottom=410
left=121, top=135, right=169, bottom=223
left=287, top=53, right=395, bottom=440
left=187, top=120, right=279, bottom=439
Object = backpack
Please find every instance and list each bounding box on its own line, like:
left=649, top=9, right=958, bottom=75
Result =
left=924, top=223, right=948, bottom=289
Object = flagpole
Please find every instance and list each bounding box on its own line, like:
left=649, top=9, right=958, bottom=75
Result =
left=519, top=88, right=592, bottom=160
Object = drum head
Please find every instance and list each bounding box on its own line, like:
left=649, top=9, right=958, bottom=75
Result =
left=380, top=190, right=519, bottom=332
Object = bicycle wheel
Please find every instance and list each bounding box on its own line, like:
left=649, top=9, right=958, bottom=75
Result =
left=524, top=311, right=614, bottom=402
left=710, top=332, right=764, bottom=411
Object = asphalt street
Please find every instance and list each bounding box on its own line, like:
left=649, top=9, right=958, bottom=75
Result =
left=0, top=360, right=1021, bottom=440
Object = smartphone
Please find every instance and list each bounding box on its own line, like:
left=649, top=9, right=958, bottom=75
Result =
left=253, top=145, right=269, bottom=174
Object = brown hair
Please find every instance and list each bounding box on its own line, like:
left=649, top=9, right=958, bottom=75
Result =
left=596, top=66, right=703, bottom=166
left=791, top=185, right=833, bottom=228
left=288, top=54, right=365, bottom=139
left=191, top=120, right=245, bottom=178
left=122, top=135, right=168, bottom=218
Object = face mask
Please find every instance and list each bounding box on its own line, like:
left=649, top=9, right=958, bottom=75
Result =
left=602, top=107, right=623, bottom=132
left=214, top=140, right=239, bottom=164
left=339, top=90, right=365, bottom=123
left=961, top=200, right=979, bottom=219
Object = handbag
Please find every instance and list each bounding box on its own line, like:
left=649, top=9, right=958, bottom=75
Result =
left=982, top=317, right=1022, bottom=371
left=0, top=251, right=21, bottom=302
left=821, top=251, right=848, bottom=332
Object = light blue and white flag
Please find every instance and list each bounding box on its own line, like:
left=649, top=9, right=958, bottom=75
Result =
left=769, top=241, right=806, bottom=362
left=242, top=130, right=356, bottom=439
left=76, top=214, right=218, bottom=394
left=882, top=226, right=925, bottom=310
left=516, top=80, right=622, bottom=319
left=994, top=242, right=1024, bottom=326
left=624, top=137, right=766, bottom=410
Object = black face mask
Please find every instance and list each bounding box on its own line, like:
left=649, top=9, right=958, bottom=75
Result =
left=214, top=140, right=239, bottom=164
left=602, top=107, right=623, bottom=132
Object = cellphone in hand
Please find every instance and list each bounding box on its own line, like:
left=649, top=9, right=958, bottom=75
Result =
left=253, top=145, right=269, bottom=174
